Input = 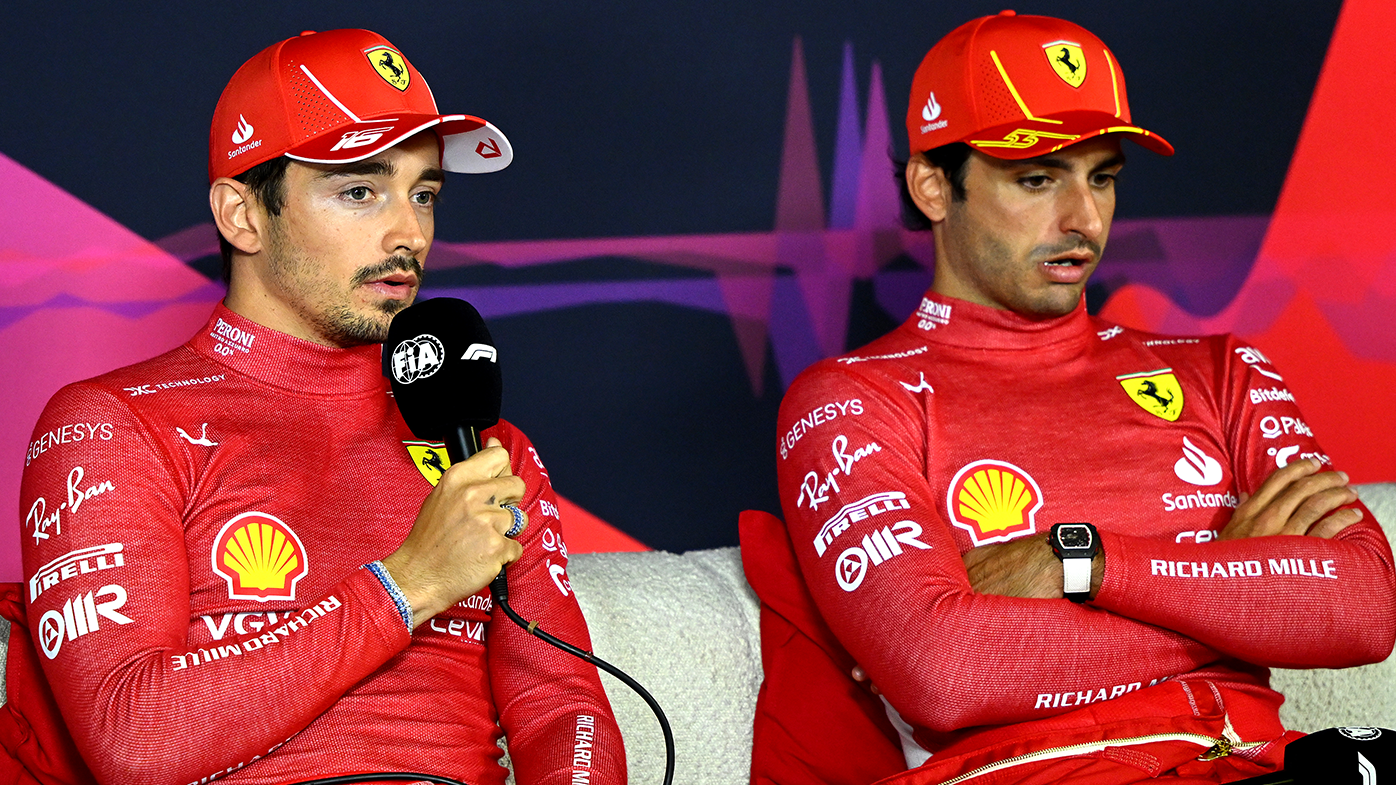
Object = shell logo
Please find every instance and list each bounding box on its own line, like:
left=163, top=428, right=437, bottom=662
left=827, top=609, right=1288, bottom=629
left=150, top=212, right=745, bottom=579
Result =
left=211, top=512, right=309, bottom=602
left=946, top=460, right=1044, bottom=546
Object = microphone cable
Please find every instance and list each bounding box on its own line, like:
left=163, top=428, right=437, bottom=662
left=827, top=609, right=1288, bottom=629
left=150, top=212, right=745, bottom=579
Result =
left=492, top=571, right=676, bottom=785
left=289, top=577, right=677, bottom=785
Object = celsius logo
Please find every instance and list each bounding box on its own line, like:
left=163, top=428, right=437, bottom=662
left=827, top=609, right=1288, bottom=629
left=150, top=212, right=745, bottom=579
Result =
left=391, top=335, right=445, bottom=384
left=922, top=93, right=942, bottom=122
left=232, top=114, right=254, bottom=145
left=1174, top=437, right=1223, bottom=486
left=463, top=343, right=497, bottom=362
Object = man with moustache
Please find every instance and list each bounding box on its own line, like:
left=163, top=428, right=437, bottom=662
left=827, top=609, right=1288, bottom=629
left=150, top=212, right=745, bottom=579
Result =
left=17, top=29, right=624, bottom=785
left=744, top=11, right=1395, bottom=785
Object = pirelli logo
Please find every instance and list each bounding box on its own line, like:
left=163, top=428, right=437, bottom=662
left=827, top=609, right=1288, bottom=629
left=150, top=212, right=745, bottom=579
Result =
left=814, top=491, right=911, bottom=556
left=29, top=543, right=126, bottom=602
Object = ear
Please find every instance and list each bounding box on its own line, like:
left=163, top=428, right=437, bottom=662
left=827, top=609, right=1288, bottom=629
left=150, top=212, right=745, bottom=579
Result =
left=209, top=178, right=264, bottom=256
left=905, top=155, right=951, bottom=224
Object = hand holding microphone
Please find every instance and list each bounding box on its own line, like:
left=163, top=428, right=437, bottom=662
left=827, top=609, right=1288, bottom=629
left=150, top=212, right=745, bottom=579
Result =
left=379, top=299, right=525, bottom=628
left=381, top=437, right=525, bottom=626
left=380, top=297, right=675, bottom=785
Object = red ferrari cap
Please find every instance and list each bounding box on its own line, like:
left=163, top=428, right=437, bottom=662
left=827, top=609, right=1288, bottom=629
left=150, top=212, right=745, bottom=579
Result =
left=209, top=29, right=513, bottom=182
left=907, top=10, right=1172, bottom=160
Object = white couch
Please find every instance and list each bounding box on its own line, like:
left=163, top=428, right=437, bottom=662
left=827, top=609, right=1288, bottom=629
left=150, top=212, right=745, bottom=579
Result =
left=4, top=484, right=1394, bottom=784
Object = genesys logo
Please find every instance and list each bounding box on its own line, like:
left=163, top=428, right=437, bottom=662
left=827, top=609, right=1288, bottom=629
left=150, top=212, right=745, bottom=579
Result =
left=1173, top=437, right=1223, bottom=486
left=780, top=399, right=863, bottom=459
left=834, top=521, right=931, bottom=592
left=813, top=491, right=910, bottom=557
left=947, top=460, right=1043, bottom=546
left=29, top=542, right=125, bottom=602
left=27, top=422, right=113, bottom=467
left=211, top=512, right=309, bottom=602
left=37, top=584, right=133, bottom=660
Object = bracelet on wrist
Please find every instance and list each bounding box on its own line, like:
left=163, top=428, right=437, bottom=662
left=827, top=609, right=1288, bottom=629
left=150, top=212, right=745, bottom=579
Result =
left=364, top=560, right=414, bottom=632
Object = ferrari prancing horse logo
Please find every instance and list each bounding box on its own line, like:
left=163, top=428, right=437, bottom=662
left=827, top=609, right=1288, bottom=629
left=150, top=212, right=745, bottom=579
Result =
left=1117, top=368, right=1185, bottom=421
left=365, top=46, right=410, bottom=91
left=405, top=440, right=451, bottom=485
left=1044, top=41, right=1087, bottom=88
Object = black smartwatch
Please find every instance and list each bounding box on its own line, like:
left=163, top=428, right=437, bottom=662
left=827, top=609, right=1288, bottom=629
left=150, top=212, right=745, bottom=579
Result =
left=1048, top=522, right=1099, bottom=603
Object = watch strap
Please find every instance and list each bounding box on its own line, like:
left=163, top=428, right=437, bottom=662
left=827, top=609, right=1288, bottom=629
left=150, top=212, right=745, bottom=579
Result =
left=1062, top=556, right=1092, bottom=600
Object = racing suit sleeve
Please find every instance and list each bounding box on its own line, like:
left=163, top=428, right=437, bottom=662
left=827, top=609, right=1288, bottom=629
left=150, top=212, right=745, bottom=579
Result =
left=19, top=384, right=412, bottom=785
left=776, top=366, right=1222, bottom=734
left=1090, top=338, right=1396, bottom=668
left=486, top=425, right=626, bottom=785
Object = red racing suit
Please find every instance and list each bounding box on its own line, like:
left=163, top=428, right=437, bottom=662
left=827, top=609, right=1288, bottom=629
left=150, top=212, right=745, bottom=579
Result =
left=766, top=290, right=1396, bottom=782
left=19, top=304, right=625, bottom=785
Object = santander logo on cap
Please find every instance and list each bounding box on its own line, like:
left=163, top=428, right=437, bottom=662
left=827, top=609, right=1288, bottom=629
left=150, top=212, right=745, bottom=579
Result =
left=920, top=92, right=948, bottom=133
left=922, top=94, right=942, bottom=122
left=232, top=115, right=255, bottom=145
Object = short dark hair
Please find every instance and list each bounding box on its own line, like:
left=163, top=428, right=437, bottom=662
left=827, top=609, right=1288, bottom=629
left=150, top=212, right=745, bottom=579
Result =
left=216, top=156, right=291, bottom=284
left=895, top=142, right=972, bottom=231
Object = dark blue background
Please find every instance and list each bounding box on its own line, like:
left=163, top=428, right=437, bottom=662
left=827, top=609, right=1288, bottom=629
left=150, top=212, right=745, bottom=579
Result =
left=0, top=1, right=1343, bottom=550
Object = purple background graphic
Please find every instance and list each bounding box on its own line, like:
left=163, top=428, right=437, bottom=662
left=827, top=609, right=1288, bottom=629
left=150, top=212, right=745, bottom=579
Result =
left=2, top=39, right=1269, bottom=579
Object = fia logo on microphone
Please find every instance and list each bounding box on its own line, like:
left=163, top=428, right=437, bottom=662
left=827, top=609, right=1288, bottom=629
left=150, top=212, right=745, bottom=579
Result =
left=391, top=335, right=445, bottom=384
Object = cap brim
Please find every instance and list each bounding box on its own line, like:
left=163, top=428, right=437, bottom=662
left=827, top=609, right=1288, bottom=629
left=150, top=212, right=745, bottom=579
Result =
left=965, top=111, right=1173, bottom=160
left=286, top=114, right=513, bottom=173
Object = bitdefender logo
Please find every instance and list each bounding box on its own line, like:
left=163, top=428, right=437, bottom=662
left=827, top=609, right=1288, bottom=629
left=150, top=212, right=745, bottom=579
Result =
left=920, top=93, right=948, bottom=133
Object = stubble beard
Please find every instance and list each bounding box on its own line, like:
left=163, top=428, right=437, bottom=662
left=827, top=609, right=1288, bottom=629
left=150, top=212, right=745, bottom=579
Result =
left=264, top=224, right=423, bottom=347
left=948, top=203, right=1103, bottom=319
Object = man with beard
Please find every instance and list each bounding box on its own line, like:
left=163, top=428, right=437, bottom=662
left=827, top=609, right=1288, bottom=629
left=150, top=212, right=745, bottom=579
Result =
left=19, top=29, right=624, bottom=785
left=744, top=11, right=1395, bottom=785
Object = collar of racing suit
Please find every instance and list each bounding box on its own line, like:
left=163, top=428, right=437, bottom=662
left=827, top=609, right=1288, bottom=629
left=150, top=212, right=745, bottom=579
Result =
left=187, top=302, right=388, bottom=396
left=905, top=289, right=1096, bottom=351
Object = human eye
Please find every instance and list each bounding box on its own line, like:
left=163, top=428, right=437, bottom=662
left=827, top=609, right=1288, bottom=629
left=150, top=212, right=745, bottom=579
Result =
left=411, top=189, right=439, bottom=207
left=1091, top=171, right=1120, bottom=189
left=1017, top=174, right=1052, bottom=191
left=340, top=185, right=373, bottom=202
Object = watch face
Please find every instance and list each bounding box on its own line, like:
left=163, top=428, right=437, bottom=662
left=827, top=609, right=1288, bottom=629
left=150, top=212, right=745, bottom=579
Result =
left=1058, top=524, right=1093, bottom=549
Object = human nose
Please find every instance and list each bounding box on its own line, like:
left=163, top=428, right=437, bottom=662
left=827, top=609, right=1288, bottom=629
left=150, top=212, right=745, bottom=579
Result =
left=1058, top=178, right=1107, bottom=242
left=383, top=196, right=430, bottom=258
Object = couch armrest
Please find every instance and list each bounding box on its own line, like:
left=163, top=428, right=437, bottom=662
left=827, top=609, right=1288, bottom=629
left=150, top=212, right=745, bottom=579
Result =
left=568, top=547, right=761, bottom=785
left=1272, top=482, right=1396, bottom=730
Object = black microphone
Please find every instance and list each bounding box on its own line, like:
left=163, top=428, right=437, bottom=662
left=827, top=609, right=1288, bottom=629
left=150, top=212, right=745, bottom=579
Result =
left=384, top=297, right=509, bottom=600
left=384, top=297, right=501, bottom=464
